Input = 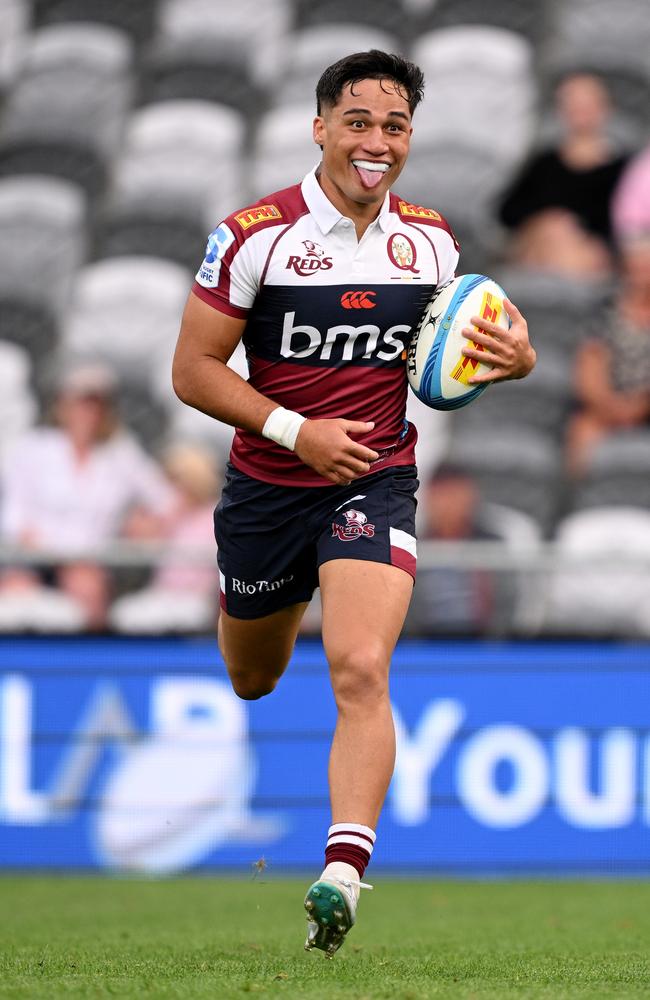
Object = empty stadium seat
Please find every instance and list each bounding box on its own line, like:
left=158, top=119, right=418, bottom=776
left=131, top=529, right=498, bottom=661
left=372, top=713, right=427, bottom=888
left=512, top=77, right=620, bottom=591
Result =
left=295, top=0, right=405, bottom=38
left=33, top=0, right=159, bottom=48
left=0, top=176, right=86, bottom=367
left=155, top=0, right=292, bottom=87
left=108, top=100, right=245, bottom=223
left=0, top=24, right=134, bottom=196
left=413, top=0, right=549, bottom=44
left=0, top=175, right=87, bottom=311
left=544, top=506, right=650, bottom=636
left=411, top=27, right=537, bottom=165
left=0, top=0, right=29, bottom=92
left=447, top=427, right=564, bottom=534
left=251, top=103, right=319, bottom=198
left=573, top=431, right=650, bottom=511
left=274, top=26, right=399, bottom=106
left=0, top=340, right=37, bottom=460
left=60, top=256, right=190, bottom=383
left=493, top=267, right=612, bottom=356
left=548, top=0, right=650, bottom=81
left=140, top=44, right=264, bottom=119
left=452, top=347, right=573, bottom=441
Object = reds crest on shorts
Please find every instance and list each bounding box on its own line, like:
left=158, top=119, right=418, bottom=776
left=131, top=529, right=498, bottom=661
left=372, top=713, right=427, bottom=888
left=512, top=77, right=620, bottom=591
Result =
left=331, top=508, right=376, bottom=542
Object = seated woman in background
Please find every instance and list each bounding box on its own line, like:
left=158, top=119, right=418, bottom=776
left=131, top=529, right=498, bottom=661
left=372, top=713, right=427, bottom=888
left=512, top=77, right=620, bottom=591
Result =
left=0, top=363, right=175, bottom=630
left=498, top=72, right=631, bottom=278
left=566, top=238, right=650, bottom=475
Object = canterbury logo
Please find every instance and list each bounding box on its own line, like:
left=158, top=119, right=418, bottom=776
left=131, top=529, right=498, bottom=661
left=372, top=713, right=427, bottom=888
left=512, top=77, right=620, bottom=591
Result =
left=341, top=290, right=377, bottom=310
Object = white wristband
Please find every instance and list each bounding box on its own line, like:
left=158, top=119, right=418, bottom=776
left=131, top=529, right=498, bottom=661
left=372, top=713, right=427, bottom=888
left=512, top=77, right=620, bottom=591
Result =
left=261, top=407, right=307, bottom=452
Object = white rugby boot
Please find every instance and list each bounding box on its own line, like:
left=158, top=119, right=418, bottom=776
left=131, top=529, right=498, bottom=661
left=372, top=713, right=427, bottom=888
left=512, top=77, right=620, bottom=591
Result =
left=303, top=872, right=372, bottom=958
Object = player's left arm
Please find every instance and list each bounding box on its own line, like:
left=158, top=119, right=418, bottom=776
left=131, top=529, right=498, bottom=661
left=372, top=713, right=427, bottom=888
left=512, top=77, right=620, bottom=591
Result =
left=461, top=299, right=536, bottom=384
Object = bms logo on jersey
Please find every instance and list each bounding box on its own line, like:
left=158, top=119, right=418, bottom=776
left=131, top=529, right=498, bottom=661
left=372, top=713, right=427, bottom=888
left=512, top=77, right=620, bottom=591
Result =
left=199, top=223, right=235, bottom=284
left=280, top=311, right=410, bottom=364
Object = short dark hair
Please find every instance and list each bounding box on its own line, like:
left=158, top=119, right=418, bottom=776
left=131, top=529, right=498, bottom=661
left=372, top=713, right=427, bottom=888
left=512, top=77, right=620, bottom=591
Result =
left=316, top=50, right=425, bottom=117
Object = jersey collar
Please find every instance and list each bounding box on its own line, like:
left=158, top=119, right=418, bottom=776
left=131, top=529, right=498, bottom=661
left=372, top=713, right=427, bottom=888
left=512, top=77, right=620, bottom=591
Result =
left=301, top=165, right=390, bottom=235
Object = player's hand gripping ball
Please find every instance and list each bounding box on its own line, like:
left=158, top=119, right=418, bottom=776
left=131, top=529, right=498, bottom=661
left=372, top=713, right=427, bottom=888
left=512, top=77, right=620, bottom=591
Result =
left=407, top=274, right=510, bottom=410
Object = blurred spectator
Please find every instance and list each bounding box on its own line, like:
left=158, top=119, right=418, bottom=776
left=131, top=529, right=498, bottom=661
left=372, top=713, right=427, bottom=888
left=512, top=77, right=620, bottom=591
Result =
left=612, top=142, right=650, bottom=243
left=404, top=465, right=515, bottom=636
left=110, top=443, right=221, bottom=634
left=498, top=72, right=630, bottom=277
left=0, top=363, right=175, bottom=630
left=566, top=238, right=650, bottom=476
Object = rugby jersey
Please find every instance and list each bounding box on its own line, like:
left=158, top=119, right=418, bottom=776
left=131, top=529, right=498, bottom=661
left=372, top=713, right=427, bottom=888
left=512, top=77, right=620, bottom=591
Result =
left=193, top=167, right=459, bottom=486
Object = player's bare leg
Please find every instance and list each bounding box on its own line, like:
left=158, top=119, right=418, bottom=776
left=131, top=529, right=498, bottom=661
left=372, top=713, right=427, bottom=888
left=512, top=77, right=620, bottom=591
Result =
left=218, top=602, right=309, bottom=700
left=304, top=559, right=412, bottom=956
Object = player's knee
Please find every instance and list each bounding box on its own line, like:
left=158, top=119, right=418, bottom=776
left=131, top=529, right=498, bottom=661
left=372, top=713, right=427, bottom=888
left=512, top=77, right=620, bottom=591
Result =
left=330, top=646, right=389, bottom=708
left=229, top=672, right=278, bottom=701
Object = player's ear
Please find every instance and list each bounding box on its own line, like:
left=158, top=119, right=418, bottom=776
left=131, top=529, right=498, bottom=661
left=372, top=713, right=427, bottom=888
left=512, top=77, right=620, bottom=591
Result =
left=313, top=116, right=325, bottom=149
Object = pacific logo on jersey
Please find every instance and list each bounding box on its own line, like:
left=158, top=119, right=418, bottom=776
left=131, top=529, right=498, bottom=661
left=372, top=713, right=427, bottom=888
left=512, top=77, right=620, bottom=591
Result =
left=286, top=239, right=333, bottom=277
left=199, top=223, right=235, bottom=284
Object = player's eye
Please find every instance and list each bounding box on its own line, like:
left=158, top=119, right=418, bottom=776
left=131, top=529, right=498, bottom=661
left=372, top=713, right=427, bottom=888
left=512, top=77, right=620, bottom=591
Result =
left=350, top=120, right=366, bottom=129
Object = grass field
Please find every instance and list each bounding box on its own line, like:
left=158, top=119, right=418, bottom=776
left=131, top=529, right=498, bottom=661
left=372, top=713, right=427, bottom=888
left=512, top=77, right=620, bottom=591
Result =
left=2, top=877, right=650, bottom=999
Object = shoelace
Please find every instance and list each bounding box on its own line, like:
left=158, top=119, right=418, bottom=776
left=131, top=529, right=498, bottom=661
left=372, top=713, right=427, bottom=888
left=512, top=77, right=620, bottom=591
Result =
left=326, top=876, right=373, bottom=892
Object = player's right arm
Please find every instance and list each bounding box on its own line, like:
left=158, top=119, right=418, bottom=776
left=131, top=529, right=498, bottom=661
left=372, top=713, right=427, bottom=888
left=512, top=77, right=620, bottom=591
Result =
left=172, top=291, right=379, bottom=485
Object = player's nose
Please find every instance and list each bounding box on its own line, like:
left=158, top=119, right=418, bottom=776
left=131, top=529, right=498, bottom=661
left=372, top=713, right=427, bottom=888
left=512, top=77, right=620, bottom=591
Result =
left=360, top=126, right=389, bottom=155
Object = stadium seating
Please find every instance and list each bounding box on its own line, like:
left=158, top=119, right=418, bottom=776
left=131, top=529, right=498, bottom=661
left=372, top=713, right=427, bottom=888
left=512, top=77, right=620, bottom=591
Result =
left=411, top=27, right=537, bottom=164
left=0, top=175, right=86, bottom=372
left=0, top=340, right=37, bottom=460
left=155, top=0, right=292, bottom=88
left=446, top=427, right=564, bottom=534
left=0, top=0, right=646, bottom=638
left=251, top=103, right=319, bottom=198
left=572, top=430, right=650, bottom=511
left=60, top=256, right=190, bottom=385
left=97, top=100, right=245, bottom=268
left=294, top=0, right=405, bottom=38
left=32, top=0, right=160, bottom=48
left=0, top=0, right=29, bottom=94
left=453, top=347, right=573, bottom=441
left=493, top=267, right=612, bottom=356
left=544, top=506, right=650, bottom=636
left=413, top=0, right=548, bottom=44
left=0, top=23, right=134, bottom=196
left=274, top=26, right=399, bottom=106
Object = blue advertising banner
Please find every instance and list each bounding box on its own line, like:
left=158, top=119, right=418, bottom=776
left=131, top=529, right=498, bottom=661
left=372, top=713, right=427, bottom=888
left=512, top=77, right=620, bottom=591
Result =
left=1, top=638, right=649, bottom=874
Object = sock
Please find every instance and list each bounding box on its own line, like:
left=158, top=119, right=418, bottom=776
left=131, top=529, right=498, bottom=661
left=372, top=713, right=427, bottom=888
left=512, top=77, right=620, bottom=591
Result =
left=323, top=822, right=376, bottom=880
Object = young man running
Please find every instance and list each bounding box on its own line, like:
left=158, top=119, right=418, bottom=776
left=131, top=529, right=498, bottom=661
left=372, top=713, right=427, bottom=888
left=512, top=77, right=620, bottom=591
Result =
left=172, top=50, right=535, bottom=957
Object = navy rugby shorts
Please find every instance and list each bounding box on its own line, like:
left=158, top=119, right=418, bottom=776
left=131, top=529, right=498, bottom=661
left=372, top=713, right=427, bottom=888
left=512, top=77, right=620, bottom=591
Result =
left=215, top=463, right=418, bottom=619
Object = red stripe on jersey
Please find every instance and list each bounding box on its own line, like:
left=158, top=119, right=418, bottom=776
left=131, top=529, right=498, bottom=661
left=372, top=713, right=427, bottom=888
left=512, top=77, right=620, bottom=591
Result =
left=390, top=545, right=417, bottom=580
left=192, top=282, right=248, bottom=318
left=229, top=359, right=417, bottom=485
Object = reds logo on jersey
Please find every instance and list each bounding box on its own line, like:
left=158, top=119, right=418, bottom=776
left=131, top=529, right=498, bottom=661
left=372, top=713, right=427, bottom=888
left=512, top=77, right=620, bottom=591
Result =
left=331, top=508, right=376, bottom=542
left=286, top=240, right=333, bottom=277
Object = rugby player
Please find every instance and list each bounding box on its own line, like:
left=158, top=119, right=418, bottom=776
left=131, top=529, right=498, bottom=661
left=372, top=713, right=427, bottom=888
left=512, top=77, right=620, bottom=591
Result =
left=172, top=50, right=536, bottom=957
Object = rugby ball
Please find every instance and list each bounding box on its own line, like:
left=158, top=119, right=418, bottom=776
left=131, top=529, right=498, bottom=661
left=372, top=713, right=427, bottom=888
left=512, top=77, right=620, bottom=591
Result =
left=407, top=274, right=510, bottom=410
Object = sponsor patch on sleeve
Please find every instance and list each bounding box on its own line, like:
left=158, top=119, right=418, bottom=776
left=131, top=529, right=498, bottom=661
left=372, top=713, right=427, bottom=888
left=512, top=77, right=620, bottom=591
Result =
left=398, top=200, right=442, bottom=222
left=234, top=204, right=282, bottom=230
left=196, top=222, right=236, bottom=286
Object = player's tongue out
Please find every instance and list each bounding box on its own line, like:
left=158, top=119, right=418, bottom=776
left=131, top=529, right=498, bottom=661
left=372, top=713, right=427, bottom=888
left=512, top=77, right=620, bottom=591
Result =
left=352, top=160, right=388, bottom=189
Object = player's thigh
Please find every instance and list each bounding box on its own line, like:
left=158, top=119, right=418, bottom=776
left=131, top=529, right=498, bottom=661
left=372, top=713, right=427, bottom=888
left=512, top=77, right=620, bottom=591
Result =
left=319, top=558, right=413, bottom=702
left=218, top=601, right=309, bottom=696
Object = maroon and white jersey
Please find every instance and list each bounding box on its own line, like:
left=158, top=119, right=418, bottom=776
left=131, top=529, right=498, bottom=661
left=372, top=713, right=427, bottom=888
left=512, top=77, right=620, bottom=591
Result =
left=193, top=167, right=459, bottom=486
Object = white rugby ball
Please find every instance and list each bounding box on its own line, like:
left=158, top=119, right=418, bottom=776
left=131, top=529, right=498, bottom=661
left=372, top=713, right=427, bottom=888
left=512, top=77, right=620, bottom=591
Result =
left=407, top=274, right=510, bottom=410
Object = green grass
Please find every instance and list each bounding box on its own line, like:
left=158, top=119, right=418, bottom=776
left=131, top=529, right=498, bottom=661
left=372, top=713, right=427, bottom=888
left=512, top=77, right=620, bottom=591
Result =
left=2, top=877, right=650, bottom=999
